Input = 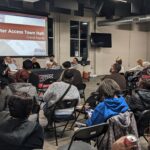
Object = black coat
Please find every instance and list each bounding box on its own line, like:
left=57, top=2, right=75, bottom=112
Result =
left=0, top=111, right=44, bottom=150
left=126, top=89, right=150, bottom=119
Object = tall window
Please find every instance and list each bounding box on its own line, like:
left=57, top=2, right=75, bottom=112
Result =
left=70, top=21, right=88, bottom=57
left=48, top=18, right=54, bottom=55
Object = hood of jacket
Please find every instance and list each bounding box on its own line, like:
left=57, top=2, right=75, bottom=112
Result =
left=109, top=111, right=132, bottom=128
left=9, top=83, right=37, bottom=97
left=0, top=111, right=37, bottom=146
left=104, top=96, right=129, bottom=114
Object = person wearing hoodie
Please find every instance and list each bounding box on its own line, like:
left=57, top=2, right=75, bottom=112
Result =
left=126, top=76, right=150, bottom=120
left=85, top=79, right=129, bottom=126
left=0, top=93, right=44, bottom=150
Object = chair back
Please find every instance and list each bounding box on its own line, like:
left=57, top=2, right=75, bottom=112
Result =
left=137, top=110, right=150, bottom=136
left=72, top=123, right=108, bottom=141
left=55, top=99, right=79, bottom=110
left=67, top=123, right=108, bottom=150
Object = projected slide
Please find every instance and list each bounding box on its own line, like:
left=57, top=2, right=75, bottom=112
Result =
left=0, top=12, right=48, bottom=56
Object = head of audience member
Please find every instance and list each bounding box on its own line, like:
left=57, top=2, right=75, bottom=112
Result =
left=137, top=59, right=143, bottom=67
left=5, top=56, right=12, bottom=64
left=72, top=57, right=79, bottom=65
left=110, top=63, right=121, bottom=73
left=8, top=92, right=33, bottom=120
left=32, top=57, right=37, bottom=63
left=62, top=61, right=71, bottom=69
left=116, top=58, right=122, bottom=65
left=49, top=54, right=55, bottom=62
left=23, top=59, right=33, bottom=71
left=98, top=79, right=121, bottom=99
left=62, top=70, right=74, bottom=83
left=46, top=61, right=52, bottom=69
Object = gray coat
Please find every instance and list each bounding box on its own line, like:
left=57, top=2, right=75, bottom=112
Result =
left=98, top=111, right=140, bottom=150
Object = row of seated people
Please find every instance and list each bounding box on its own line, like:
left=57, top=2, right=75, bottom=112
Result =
left=0, top=59, right=149, bottom=149
left=0, top=74, right=147, bottom=149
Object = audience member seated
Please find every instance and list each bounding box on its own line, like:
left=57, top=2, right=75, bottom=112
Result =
left=116, top=57, right=125, bottom=74
left=15, top=59, right=39, bottom=88
left=16, top=59, right=32, bottom=82
left=126, top=76, right=150, bottom=121
left=0, top=78, right=12, bottom=111
left=104, top=63, right=126, bottom=90
left=61, top=61, right=83, bottom=88
left=129, top=59, right=150, bottom=71
left=32, top=57, right=41, bottom=69
left=43, top=70, right=80, bottom=128
left=0, top=93, right=44, bottom=149
left=4, top=56, right=18, bottom=72
left=85, top=79, right=129, bottom=126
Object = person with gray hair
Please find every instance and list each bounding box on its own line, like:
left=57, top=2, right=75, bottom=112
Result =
left=85, top=79, right=129, bottom=126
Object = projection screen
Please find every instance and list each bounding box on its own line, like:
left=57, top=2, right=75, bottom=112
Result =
left=0, top=11, right=48, bottom=56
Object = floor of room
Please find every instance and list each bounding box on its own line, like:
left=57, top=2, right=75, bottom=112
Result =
left=39, top=76, right=149, bottom=150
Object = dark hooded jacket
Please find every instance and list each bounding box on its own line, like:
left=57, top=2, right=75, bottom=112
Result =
left=0, top=111, right=44, bottom=150
left=126, top=89, right=150, bottom=112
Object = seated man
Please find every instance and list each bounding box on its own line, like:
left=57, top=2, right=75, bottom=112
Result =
left=104, top=63, right=126, bottom=90
left=0, top=93, right=44, bottom=150
left=126, top=76, right=150, bottom=120
left=85, top=79, right=129, bottom=126
left=43, top=70, right=80, bottom=128
left=61, top=61, right=83, bottom=88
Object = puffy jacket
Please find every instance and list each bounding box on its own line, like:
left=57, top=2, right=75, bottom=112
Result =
left=0, top=111, right=44, bottom=150
left=126, top=89, right=150, bottom=113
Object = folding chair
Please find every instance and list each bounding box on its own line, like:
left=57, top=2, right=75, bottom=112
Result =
left=58, top=123, right=109, bottom=150
left=137, top=110, right=150, bottom=143
left=51, top=99, right=79, bottom=146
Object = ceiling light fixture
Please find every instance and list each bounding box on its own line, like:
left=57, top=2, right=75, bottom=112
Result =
left=114, top=0, right=128, bottom=3
left=22, top=0, right=40, bottom=2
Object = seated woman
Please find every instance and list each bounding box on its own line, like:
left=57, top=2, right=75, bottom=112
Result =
left=85, top=79, right=129, bottom=126
left=0, top=93, right=44, bottom=149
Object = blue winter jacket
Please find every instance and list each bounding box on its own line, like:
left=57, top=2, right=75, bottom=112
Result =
left=85, top=96, right=129, bottom=126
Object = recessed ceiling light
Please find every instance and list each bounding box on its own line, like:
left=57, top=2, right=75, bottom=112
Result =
left=23, top=0, right=40, bottom=2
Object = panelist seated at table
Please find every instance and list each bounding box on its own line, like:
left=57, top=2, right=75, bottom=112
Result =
left=4, top=56, right=18, bottom=72
left=32, top=57, right=41, bottom=69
